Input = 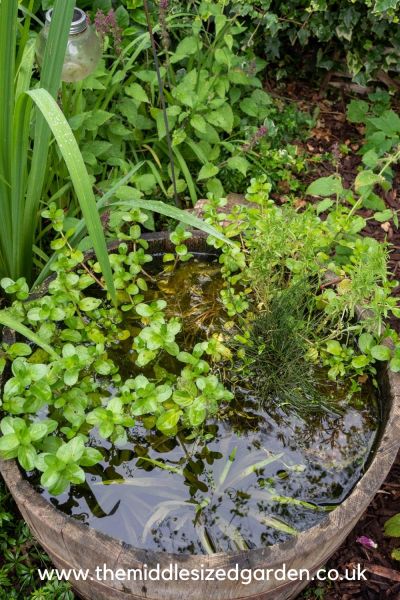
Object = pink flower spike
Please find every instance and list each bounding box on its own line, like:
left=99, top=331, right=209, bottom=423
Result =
left=356, top=536, right=378, bottom=549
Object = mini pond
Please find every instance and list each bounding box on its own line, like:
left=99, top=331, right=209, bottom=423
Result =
left=27, top=258, right=380, bottom=555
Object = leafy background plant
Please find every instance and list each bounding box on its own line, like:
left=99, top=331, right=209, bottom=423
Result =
left=30, top=0, right=313, bottom=209
left=1, top=0, right=400, bottom=595
left=0, top=479, right=74, bottom=599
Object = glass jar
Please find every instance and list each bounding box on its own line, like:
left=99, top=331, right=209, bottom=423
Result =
left=36, top=8, right=102, bottom=83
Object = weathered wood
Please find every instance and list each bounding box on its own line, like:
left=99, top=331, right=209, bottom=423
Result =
left=1, top=232, right=400, bottom=600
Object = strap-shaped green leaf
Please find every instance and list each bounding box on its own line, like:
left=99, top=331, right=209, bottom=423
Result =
left=27, top=88, right=117, bottom=305
left=0, top=311, right=59, bottom=360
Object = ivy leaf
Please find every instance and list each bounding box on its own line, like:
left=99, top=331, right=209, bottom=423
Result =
left=307, top=176, right=343, bottom=197
left=374, top=0, right=400, bottom=11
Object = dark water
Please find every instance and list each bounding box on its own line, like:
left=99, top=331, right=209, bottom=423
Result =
left=29, top=260, right=380, bottom=554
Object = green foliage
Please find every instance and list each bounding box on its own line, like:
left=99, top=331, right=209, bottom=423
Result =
left=0, top=207, right=233, bottom=495
left=384, top=513, right=400, bottom=537
left=242, top=283, right=333, bottom=414
left=0, top=478, right=74, bottom=598
left=54, top=0, right=311, bottom=204
left=44, top=0, right=400, bottom=83
left=392, top=548, right=400, bottom=561
left=216, top=0, right=400, bottom=83
left=347, top=93, right=400, bottom=216
left=0, top=1, right=121, bottom=306
left=202, top=174, right=400, bottom=411
left=0, top=0, right=74, bottom=282
left=384, top=513, right=400, bottom=562
left=38, top=437, right=102, bottom=495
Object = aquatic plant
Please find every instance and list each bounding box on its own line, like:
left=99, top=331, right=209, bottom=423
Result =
left=203, top=174, right=400, bottom=413
left=0, top=206, right=233, bottom=496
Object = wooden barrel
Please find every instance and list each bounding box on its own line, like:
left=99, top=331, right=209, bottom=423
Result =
left=1, top=232, right=400, bottom=600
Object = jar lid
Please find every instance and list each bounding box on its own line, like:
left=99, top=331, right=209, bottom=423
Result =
left=45, top=7, right=88, bottom=35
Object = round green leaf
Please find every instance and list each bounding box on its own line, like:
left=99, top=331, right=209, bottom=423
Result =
left=18, top=445, right=37, bottom=472
left=78, top=297, right=102, bottom=312
left=156, top=409, right=182, bottom=436
left=370, top=345, right=391, bottom=361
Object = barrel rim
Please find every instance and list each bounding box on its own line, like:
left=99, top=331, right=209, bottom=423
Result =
left=1, top=230, right=399, bottom=569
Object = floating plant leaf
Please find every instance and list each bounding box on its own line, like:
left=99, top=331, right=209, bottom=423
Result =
left=258, top=515, right=298, bottom=536
left=0, top=311, right=59, bottom=360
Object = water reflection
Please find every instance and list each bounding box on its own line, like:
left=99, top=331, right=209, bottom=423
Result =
left=27, top=261, right=379, bottom=554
